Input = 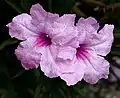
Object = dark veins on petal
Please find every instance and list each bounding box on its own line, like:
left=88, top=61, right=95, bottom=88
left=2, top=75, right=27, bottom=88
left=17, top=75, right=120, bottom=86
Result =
left=35, top=32, right=52, bottom=47
left=76, top=44, right=88, bottom=60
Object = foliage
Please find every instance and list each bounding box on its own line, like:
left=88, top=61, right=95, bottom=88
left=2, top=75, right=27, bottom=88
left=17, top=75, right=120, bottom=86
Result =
left=0, top=0, right=120, bottom=98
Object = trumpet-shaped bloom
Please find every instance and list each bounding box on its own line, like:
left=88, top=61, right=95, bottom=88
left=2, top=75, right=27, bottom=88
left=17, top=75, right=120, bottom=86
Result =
left=7, top=4, right=77, bottom=78
left=7, top=3, right=114, bottom=86
left=58, top=17, right=114, bottom=85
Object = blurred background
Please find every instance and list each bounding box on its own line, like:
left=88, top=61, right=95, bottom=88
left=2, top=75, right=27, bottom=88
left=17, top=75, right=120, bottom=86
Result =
left=0, top=0, right=120, bottom=98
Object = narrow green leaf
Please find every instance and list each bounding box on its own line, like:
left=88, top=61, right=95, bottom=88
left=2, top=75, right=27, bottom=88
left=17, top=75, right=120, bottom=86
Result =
left=4, top=0, right=23, bottom=13
left=34, top=85, right=41, bottom=98
left=12, top=70, right=25, bottom=79
left=111, top=51, right=120, bottom=55
left=0, top=39, right=18, bottom=51
left=114, top=33, right=120, bottom=38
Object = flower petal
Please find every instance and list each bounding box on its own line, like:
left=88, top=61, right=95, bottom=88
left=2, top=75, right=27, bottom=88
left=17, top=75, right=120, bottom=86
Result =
left=19, top=36, right=37, bottom=48
left=50, top=45, right=75, bottom=74
left=92, top=24, right=114, bottom=56
left=76, top=17, right=99, bottom=45
left=15, top=44, right=41, bottom=70
left=77, top=17, right=114, bottom=56
left=7, top=13, right=40, bottom=40
left=57, top=46, right=76, bottom=60
left=39, top=45, right=77, bottom=78
left=30, top=4, right=59, bottom=26
left=66, top=37, right=80, bottom=48
left=52, top=14, right=78, bottom=45
left=60, top=58, right=85, bottom=86
left=54, top=14, right=76, bottom=27
left=39, top=46, right=58, bottom=78
left=77, top=17, right=99, bottom=30
left=82, top=48, right=110, bottom=84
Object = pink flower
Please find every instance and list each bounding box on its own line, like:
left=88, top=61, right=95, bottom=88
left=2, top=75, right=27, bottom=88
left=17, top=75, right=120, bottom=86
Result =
left=7, top=3, right=114, bottom=86
left=7, top=4, right=77, bottom=77
left=58, top=17, right=114, bottom=85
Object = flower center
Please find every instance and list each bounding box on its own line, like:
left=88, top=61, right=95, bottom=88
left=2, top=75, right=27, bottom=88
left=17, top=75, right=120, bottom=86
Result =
left=76, top=45, right=88, bottom=60
left=35, top=33, right=52, bottom=47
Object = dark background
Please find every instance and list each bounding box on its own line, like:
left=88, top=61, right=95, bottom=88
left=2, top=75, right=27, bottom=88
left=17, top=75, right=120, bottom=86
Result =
left=0, top=0, right=120, bottom=98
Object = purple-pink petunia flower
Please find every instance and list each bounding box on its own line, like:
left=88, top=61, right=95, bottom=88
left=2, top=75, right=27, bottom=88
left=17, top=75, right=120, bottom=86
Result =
left=7, top=4, right=78, bottom=77
left=7, top=3, right=114, bottom=86
left=58, top=17, right=114, bottom=85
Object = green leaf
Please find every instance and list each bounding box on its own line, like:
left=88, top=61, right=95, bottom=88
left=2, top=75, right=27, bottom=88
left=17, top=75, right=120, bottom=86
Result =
left=0, top=39, right=18, bottom=51
left=115, top=33, right=120, bottom=38
left=34, top=85, right=41, bottom=98
left=4, top=0, right=23, bottom=13
left=111, top=50, right=120, bottom=55
left=12, top=70, right=25, bottom=79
